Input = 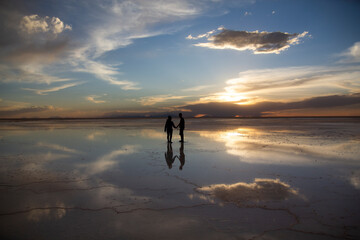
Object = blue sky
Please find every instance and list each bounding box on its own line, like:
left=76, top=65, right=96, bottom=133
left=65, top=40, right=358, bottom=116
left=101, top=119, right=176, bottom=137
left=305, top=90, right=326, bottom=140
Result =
left=0, top=0, right=360, bottom=118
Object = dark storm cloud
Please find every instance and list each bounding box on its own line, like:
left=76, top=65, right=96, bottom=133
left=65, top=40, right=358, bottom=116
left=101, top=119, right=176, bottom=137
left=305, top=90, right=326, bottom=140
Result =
left=192, top=29, right=308, bottom=54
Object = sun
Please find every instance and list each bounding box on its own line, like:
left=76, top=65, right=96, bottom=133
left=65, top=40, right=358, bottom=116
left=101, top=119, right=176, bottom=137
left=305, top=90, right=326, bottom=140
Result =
left=215, top=92, right=254, bottom=105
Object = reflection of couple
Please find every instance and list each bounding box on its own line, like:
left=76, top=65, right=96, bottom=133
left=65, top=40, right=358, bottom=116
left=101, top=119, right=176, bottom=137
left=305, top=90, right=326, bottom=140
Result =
left=164, top=113, right=185, bottom=143
left=165, top=142, right=185, bottom=170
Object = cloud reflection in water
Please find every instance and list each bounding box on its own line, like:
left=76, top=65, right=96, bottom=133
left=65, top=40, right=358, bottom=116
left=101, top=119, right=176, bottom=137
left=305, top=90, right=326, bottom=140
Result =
left=79, top=145, right=138, bottom=175
left=197, top=178, right=300, bottom=205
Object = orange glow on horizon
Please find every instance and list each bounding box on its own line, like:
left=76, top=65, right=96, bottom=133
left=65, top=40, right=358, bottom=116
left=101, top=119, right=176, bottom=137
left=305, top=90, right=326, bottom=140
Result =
left=194, top=114, right=207, bottom=118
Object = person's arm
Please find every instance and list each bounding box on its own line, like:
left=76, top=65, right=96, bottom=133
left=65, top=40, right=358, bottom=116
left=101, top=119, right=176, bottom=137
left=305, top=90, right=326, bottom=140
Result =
left=164, top=123, right=167, bottom=132
left=172, top=122, right=177, bottom=128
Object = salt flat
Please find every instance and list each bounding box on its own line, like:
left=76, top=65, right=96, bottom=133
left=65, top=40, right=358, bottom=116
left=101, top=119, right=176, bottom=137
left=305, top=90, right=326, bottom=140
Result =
left=0, top=118, right=359, bottom=239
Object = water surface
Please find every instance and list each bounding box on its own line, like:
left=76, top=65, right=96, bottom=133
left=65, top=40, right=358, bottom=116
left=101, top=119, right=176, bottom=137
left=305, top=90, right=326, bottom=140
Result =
left=0, top=118, right=359, bottom=239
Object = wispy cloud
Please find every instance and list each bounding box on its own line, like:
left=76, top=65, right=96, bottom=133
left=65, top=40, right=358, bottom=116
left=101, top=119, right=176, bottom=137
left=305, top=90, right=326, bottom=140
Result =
left=85, top=95, right=106, bottom=104
left=86, top=0, right=202, bottom=57
left=87, top=131, right=105, bottom=141
left=181, top=84, right=214, bottom=92
left=1, top=1, right=205, bottom=89
left=37, top=142, right=81, bottom=154
left=338, top=41, right=360, bottom=63
left=74, top=60, right=140, bottom=90
left=194, top=65, right=360, bottom=104
left=189, top=28, right=308, bottom=54
left=23, top=81, right=85, bottom=95
left=0, top=105, right=55, bottom=118
left=82, top=145, right=138, bottom=175
left=138, top=94, right=189, bottom=106
left=0, top=64, right=72, bottom=84
left=68, top=0, right=206, bottom=89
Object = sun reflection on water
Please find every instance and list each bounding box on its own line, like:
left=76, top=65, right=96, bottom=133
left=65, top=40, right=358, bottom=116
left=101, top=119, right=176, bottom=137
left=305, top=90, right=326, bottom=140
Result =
left=192, top=126, right=360, bottom=165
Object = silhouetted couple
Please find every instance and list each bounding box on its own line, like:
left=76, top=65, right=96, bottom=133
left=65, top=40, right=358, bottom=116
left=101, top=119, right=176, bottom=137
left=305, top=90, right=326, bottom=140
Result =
left=165, top=141, right=185, bottom=170
left=164, top=113, right=185, bottom=143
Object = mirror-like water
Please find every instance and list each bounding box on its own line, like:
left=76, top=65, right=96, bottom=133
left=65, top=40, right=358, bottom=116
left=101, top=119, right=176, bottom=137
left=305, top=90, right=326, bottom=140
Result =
left=0, top=118, right=359, bottom=239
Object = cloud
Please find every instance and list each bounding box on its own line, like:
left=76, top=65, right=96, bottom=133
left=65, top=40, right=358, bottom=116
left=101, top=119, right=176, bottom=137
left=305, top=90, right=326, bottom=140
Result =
left=67, top=0, right=205, bottom=89
left=87, top=131, right=105, bottom=141
left=5, top=41, right=69, bottom=65
left=198, top=178, right=299, bottom=205
left=0, top=7, right=73, bottom=85
left=181, top=85, right=214, bottom=92
left=23, top=81, right=85, bottom=95
left=186, top=29, right=218, bottom=40
left=197, top=65, right=360, bottom=104
left=102, top=92, right=360, bottom=118
left=339, top=41, right=360, bottom=63
left=181, top=93, right=360, bottom=117
left=19, top=14, right=72, bottom=35
left=0, top=105, right=55, bottom=118
left=0, top=1, right=257, bottom=91
left=190, top=28, right=308, bottom=54
left=81, top=145, right=138, bottom=175
left=85, top=0, right=202, bottom=57
left=348, top=170, right=360, bottom=189
left=0, top=64, right=68, bottom=84
left=2, top=13, right=71, bottom=64
left=37, top=142, right=82, bottom=154
left=74, top=60, right=140, bottom=90
left=86, top=95, right=106, bottom=104
left=138, top=95, right=188, bottom=106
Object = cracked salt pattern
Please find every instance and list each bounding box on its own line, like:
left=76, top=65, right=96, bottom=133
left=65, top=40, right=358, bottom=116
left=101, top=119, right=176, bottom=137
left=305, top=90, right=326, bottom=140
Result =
left=0, top=118, right=359, bottom=239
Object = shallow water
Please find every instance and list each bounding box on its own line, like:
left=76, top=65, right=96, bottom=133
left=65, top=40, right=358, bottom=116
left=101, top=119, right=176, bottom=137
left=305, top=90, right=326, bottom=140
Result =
left=0, top=118, right=359, bottom=239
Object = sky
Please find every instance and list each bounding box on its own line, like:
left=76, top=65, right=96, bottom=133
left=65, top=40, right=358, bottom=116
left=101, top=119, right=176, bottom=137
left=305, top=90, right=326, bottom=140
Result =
left=0, top=0, right=360, bottom=118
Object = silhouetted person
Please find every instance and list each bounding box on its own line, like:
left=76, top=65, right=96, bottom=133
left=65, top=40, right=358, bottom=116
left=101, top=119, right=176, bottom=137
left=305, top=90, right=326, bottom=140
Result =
left=165, top=142, right=176, bottom=169
left=164, top=115, right=177, bottom=143
left=177, top=113, right=185, bottom=142
left=177, top=141, right=185, bottom=170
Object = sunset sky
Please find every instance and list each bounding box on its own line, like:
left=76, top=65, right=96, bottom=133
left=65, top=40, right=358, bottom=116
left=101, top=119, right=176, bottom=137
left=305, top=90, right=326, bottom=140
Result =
left=1, top=0, right=360, bottom=118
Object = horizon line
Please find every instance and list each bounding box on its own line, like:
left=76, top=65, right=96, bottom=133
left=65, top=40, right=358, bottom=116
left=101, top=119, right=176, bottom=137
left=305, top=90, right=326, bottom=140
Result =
left=1, top=116, right=359, bottom=121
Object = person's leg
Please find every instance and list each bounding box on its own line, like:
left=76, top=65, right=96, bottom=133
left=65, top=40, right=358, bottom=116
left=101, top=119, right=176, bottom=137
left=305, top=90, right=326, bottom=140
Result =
left=180, top=129, right=184, bottom=142
left=169, top=131, right=173, bottom=142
